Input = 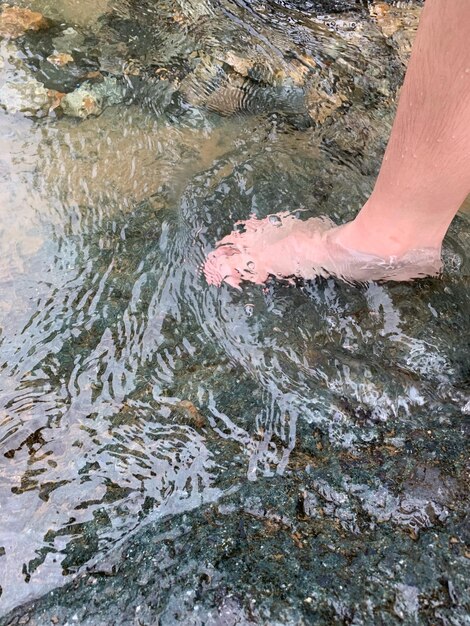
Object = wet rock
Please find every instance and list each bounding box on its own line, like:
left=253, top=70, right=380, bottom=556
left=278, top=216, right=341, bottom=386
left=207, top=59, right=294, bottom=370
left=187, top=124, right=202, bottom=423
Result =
left=0, top=5, right=50, bottom=39
left=177, top=59, right=223, bottom=110
left=60, top=86, right=102, bottom=118
left=8, top=20, right=103, bottom=94
left=370, top=1, right=421, bottom=64
left=0, top=43, right=62, bottom=117
left=51, top=26, right=85, bottom=54
left=298, top=490, right=320, bottom=519
left=354, top=483, right=449, bottom=537
left=393, top=583, right=419, bottom=621
left=299, top=476, right=451, bottom=538
left=97, top=41, right=131, bottom=75
left=46, top=52, right=74, bottom=67
left=310, top=479, right=360, bottom=533
left=213, top=48, right=316, bottom=90
left=59, top=77, right=125, bottom=118
left=3, top=476, right=467, bottom=626
left=392, top=497, right=448, bottom=538
left=402, top=465, right=459, bottom=506
left=306, top=83, right=348, bottom=124
left=320, top=105, right=394, bottom=176
left=222, top=51, right=254, bottom=79
left=78, top=0, right=412, bottom=127
left=243, top=496, right=293, bottom=529
left=179, top=57, right=309, bottom=119
left=87, top=550, right=123, bottom=577
left=179, top=44, right=319, bottom=118
left=176, top=400, right=206, bottom=429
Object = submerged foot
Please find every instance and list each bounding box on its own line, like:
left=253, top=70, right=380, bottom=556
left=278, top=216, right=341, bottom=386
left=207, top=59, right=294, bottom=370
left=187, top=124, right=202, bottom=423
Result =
left=204, top=212, right=442, bottom=288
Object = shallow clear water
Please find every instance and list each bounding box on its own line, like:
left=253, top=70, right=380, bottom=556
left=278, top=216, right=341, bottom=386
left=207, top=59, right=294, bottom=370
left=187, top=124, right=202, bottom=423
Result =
left=0, top=0, right=469, bottom=624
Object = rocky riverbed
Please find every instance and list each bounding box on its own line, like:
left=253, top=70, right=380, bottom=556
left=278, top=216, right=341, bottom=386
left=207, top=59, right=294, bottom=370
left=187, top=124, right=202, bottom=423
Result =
left=1, top=1, right=469, bottom=624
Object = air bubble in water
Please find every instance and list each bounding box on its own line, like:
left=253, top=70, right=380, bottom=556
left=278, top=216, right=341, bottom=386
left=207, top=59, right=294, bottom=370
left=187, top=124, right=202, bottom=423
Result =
left=245, top=304, right=254, bottom=317
left=247, top=261, right=255, bottom=270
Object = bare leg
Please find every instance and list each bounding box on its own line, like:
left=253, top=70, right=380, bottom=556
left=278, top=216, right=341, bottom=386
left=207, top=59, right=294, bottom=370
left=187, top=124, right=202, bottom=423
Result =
left=204, top=0, right=470, bottom=288
left=338, top=0, right=470, bottom=257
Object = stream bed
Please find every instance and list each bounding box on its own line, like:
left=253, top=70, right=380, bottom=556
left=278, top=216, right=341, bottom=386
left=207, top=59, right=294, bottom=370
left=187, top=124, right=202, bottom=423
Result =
left=0, top=0, right=469, bottom=624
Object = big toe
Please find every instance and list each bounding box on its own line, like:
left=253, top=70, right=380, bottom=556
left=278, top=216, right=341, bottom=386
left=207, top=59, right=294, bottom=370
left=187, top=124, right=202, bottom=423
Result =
left=203, top=246, right=243, bottom=288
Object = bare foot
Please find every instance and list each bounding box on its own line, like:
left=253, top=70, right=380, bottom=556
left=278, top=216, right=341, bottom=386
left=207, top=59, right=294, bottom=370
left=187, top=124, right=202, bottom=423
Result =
left=203, top=212, right=442, bottom=288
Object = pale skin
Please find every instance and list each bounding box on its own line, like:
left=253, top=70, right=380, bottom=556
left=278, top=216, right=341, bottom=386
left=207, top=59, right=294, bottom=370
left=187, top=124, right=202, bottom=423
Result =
left=204, top=0, right=470, bottom=288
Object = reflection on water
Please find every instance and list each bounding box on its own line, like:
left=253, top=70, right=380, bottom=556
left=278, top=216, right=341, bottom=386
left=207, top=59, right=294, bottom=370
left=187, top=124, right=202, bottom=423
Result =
left=0, top=0, right=469, bottom=623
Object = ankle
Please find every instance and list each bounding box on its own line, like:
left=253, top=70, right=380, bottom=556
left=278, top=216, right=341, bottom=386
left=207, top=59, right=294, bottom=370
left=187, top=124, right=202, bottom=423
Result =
left=334, top=216, right=442, bottom=259
left=336, top=199, right=449, bottom=258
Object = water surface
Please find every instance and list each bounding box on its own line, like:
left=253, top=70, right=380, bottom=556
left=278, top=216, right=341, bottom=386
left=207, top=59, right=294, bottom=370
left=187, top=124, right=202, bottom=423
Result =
left=0, top=0, right=469, bottom=623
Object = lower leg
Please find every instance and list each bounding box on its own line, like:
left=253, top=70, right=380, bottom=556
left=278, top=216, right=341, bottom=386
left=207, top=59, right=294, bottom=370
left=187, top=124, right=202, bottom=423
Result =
left=204, top=0, right=470, bottom=287
left=337, top=0, right=470, bottom=257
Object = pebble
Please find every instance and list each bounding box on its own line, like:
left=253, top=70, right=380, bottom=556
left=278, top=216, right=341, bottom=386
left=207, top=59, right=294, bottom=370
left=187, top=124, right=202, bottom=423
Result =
left=60, top=87, right=102, bottom=118
left=47, top=52, right=74, bottom=67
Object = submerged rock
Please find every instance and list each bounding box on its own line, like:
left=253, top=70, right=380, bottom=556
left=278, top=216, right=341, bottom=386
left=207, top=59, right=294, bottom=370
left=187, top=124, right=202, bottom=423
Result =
left=59, top=77, right=126, bottom=118
left=92, top=0, right=398, bottom=124
left=0, top=5, right=50, bottom=39
left=46, top=52, right=74, bottom=67
left=60, top=85, right=102, bottom=118
left=0, top=0, right=420, bottom=126
left=0, top=40, right=62, bottom=116
left=306, top=83, right=348, bottom=125
left=51, top=26, right=85, bottom=54
left=370, top=0, right=421, bottom=64
left=0, top=76, right=60, bottom=116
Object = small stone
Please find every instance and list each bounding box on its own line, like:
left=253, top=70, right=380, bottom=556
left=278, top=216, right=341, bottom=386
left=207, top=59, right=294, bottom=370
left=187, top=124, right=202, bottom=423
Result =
left=393, top=584, right=419, bottom=620
left=268, top=214, right=282, bottom=226
left=50, top=617, right=59, bottom=625
left=51, top=26, right=83, bottom=54
left=123, top=59, right=141, bottom=76
left=298, top=490, right=320, bottom=519
left=449, top=536, right=459, bottom=544
left=47, top=52, right=74, bottom=67
left=47, top=89, right=66, bottom=111
left=85, top=70, right=104, bottom=81
left=306, top=85, right=347, bottom=124
left=172, top=10, right=186, bottom=25
left=370, top=1, right=421, bottom=64
left=0, top=6, right=50, bottom=39
left=370, top=2, right=394, bottom=34
left=224, top=51, right=253, bottom=78
left=283, top=54, right=316, bottom=87
left=176, top=400, right=206, bottom=429
left=60, top=87, right=102, bottom=118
